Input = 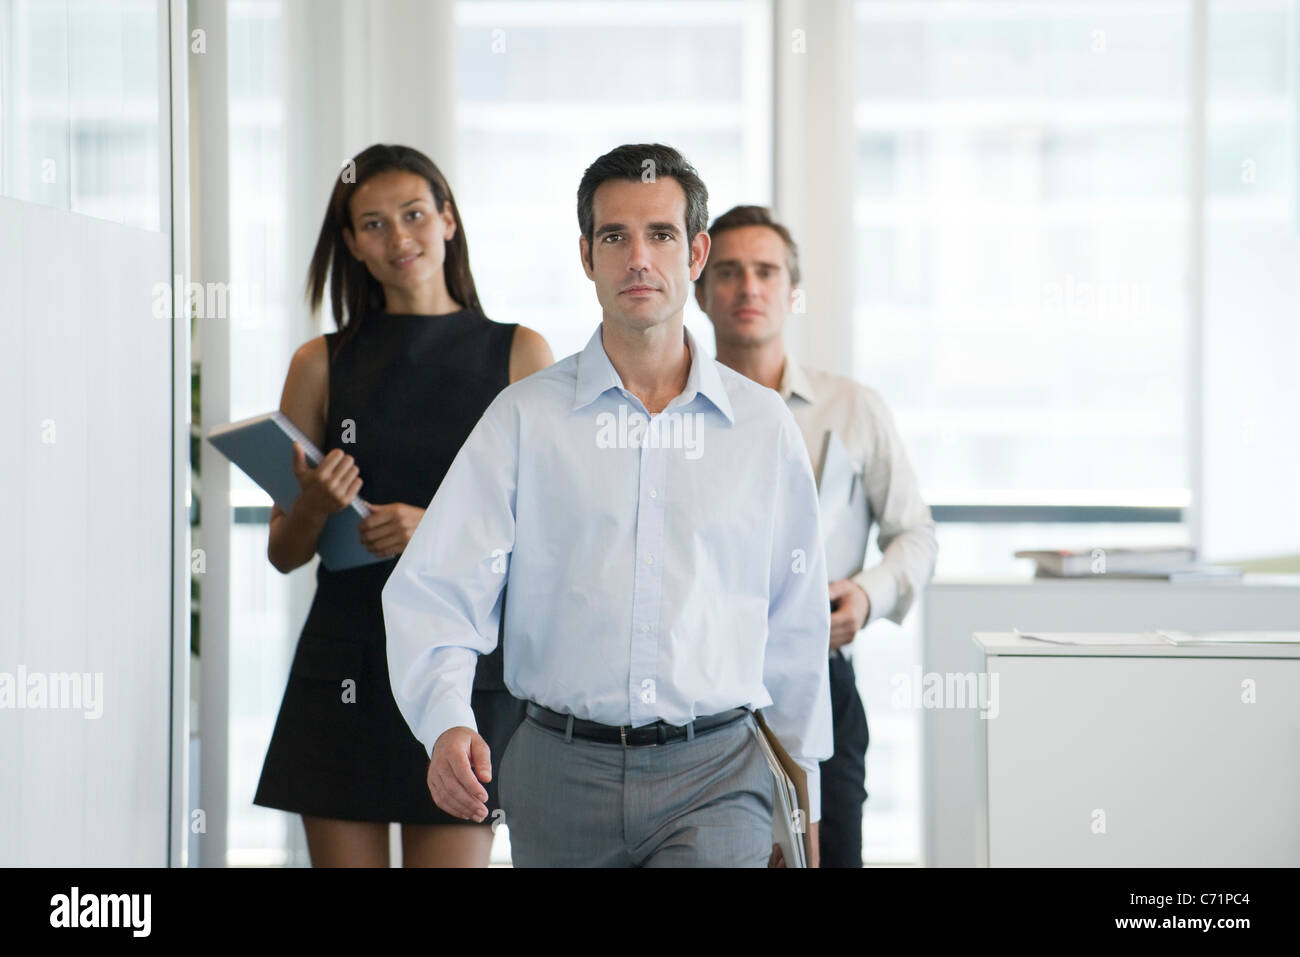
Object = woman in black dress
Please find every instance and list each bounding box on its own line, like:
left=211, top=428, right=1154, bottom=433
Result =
left=254, top=144, right=553, bottom=866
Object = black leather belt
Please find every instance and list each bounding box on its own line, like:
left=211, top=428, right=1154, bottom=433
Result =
left=525, top=702, right=749, bottom=748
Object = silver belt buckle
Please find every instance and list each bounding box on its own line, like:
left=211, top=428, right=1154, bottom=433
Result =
left=620, top=724, right=659, bottom=748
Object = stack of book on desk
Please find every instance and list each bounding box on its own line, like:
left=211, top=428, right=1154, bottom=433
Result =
left=1014, top=546, right=1242, bottom=582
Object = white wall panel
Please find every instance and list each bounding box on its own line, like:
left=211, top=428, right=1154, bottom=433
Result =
left=0, top=198, right=172, bottom=865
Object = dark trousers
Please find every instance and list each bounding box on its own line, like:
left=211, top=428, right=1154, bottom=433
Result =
left=818, top=652, right=869, bottom=867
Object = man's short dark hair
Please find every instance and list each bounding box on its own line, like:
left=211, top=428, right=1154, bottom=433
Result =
left=698, top=204, right=801, bottom=288
left=577, top=144, right=709, bottom=262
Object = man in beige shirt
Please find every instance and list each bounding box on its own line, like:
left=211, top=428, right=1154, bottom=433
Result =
left=695, top=205, right=938, bottom=866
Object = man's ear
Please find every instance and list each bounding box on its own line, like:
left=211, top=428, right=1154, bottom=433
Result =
left=688, top=231, right=710, bottom=282
left=579, top=235, right=595, bottom=280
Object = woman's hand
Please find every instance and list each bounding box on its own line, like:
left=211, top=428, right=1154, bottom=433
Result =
left=290, top=443, right=362, bottom=519
left=358, top=502, right=425, bottom=559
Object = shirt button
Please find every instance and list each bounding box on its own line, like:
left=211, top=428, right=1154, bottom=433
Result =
left=649, top=489, right=658, bottom=499
left=645, top=553, right=655, bottom=565
left=640, top=624, right=650, bottom=633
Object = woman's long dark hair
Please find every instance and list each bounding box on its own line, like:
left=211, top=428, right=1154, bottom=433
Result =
left=306, top=144, right=482, bottom=359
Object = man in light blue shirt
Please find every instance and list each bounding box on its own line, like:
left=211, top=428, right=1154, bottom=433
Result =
left=382, top=144, right=833, bottom=867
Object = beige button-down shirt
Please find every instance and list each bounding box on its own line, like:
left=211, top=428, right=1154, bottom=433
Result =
left=779, top=357, right=938, bottom=629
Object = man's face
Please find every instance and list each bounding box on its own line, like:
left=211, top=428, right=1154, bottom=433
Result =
left=695, top=224, right=794, bottom=348
left=580, top=176, right=709, bottom=333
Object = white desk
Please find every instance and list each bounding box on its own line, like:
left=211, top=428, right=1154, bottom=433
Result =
left=922, top=576, right=1300, bottom=866
left=973, top=631, right=1300, bottom=867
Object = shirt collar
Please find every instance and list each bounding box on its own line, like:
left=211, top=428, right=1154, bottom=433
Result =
left=573, top=323, right=735, bottom=424
left=779, top=355, right=818, bottom=404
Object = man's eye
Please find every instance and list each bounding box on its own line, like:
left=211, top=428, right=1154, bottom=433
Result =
left=602, top=233, right=622, bottom=243
left=653, top=232, right=673, bottom=241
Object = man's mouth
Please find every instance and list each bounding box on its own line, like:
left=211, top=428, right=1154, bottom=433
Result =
left=622, top=285, right=657, bottom=295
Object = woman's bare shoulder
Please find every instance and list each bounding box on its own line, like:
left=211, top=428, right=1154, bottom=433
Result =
left=508, top=324, right=554, bottom=383
left=280, top=334, right=331, bottom=444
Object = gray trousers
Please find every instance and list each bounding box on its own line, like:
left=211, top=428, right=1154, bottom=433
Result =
left=498, top=709, right=775, bottom=867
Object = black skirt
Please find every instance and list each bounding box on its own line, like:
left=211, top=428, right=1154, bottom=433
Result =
left=253, top=623, right=524, bottom=825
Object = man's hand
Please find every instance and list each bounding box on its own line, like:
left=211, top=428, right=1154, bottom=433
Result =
left=828, top=579, right=870, bottom=650
left=768, top=821, right=820, bottom=868
left=358, top=502, right=424, bottom=559
left=427, top=726, right=493, bottom=822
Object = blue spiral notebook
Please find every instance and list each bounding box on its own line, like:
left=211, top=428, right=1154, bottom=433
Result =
left=206, top=412, right=385, bottom=571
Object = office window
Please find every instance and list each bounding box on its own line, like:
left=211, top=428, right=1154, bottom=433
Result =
left=0, top=0, right=162, bottom=229
left=854, top=0, right=1190, bottom=511
left=1202, top=0, right=1300, bottom=561
left=852, top=0, right=1196, bottom=864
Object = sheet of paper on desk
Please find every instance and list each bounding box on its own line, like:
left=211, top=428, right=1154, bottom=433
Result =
left=1012, top=628, right=1170, bottom=645
left=1155, top=630, right=1300, bottom=644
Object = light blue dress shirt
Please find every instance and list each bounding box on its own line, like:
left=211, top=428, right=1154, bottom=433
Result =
left=382, top=323, right=834, bottom=819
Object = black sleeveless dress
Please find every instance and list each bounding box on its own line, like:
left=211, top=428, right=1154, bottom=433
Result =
left=253, top=308, right=525, bottom=824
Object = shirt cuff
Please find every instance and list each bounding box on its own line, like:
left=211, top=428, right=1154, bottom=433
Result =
left=853, top=563, right=898, bottom=627
left=416, top=686, right=479, bottom=758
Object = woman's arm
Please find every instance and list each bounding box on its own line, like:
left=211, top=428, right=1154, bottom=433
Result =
left=508, top=325, right=554, bottom=383
left=267, top=337, right=362, bottom=573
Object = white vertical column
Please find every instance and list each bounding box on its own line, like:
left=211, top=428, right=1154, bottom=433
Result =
left=281, top=0, right=460, bottom=336
left=773, top=0, right=856, bottom=377
left=194, top=0, right=230, bottom=868
left=367, top=0, right=459, bottom=178
left=742, top=0, right=775, bottom=204
left=168, top=0, right=193, bottom=869
left=283, top=0, right=350, bottom=337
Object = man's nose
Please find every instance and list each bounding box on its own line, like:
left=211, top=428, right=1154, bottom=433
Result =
left=742, top=268, right=763, bottom=298
left=626, top=235, right=651, bottom=272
